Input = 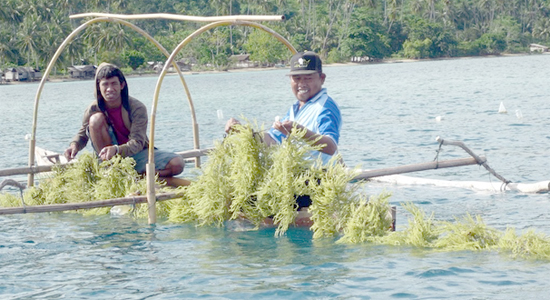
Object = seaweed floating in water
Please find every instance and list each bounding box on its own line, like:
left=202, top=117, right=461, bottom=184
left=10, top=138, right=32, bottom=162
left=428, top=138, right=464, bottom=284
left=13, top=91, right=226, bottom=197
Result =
left=375, top=203, right=550, bottom=260
left=2, top=121, right=550, bottom=260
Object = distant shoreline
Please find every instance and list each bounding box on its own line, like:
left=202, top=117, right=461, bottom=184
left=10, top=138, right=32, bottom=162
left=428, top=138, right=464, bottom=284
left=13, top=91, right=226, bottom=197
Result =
left=2, top=52, right=548, bottom=85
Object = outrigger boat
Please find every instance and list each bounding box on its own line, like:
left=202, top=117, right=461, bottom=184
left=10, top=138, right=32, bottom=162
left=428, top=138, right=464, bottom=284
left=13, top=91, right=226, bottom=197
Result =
left=1, top=13, right=549, bottom=224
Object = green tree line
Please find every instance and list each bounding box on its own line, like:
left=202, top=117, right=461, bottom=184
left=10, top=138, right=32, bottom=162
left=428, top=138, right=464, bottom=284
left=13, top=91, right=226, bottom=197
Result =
left=1, top=0, right=550, bottom=71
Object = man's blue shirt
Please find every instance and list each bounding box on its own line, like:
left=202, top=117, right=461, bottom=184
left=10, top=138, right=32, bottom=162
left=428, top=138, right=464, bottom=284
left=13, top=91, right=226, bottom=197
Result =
left=268, top=88, right=342, bottom=165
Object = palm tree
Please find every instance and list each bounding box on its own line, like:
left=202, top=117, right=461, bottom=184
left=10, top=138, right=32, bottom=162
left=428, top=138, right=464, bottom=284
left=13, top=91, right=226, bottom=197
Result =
left=96, top=23, right=133, bottom=53
left=0, top=28, right=17, bottom=67
left=17, top=14, right=42, bottom=68
left=1, top=0, right=24, bottom=25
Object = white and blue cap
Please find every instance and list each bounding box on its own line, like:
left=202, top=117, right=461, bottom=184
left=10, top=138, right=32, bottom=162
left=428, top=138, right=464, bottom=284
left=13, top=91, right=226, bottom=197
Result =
left=287, top=51, right=322, bottom=75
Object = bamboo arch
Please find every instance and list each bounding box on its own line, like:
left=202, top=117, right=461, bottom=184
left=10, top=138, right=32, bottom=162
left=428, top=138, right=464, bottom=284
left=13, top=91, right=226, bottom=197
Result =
left=146, top=20, right=297, bottom=223
left=27, top=17, right=194, bottom=187
left=27, top=13, right=297, bottom=224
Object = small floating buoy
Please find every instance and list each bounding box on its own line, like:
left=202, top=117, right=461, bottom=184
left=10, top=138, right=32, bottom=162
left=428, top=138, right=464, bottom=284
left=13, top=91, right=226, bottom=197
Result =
left=435, top=116, right=443, bottom=122
left=498, top=102, right=507, bottom=114
left=217, top=109, right=224, bottom=120
left=515, top=109, right=523, bottom=120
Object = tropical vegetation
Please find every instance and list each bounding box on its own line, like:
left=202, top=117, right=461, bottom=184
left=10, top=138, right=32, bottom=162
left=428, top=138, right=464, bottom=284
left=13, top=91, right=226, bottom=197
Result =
left=1, top=0, right=550, bottom=72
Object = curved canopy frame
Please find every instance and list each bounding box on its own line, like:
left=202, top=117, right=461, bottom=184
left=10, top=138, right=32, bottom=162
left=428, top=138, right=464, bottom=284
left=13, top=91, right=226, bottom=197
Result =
left=145, top=20, right=297, bottom=223
left=146, top=20, right=297, bottom=224
left=26, top=14, right=297, bottom=224
left=27, top=17, right=193, bottom=187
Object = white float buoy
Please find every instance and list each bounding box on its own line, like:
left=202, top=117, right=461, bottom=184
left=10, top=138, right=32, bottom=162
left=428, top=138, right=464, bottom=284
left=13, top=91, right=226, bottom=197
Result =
left=216, top=109, right=224, bottom=120
left=515, top=109, right=523, bottom=120
left=498, top=102, right=507, bottom=114
left=435, top=116, right=442, bottom=122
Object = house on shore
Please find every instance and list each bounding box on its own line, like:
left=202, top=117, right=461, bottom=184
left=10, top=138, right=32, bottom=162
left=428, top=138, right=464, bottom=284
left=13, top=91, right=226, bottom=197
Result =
left=3, top=67, right=41, bottom=82
left=230, top=54, right=257, bottom=68
left=350, top=56, right=374, bottom=63
left=529, top=44, right=548, bottom=53
left=68, top=65, right=96, bottom=79
left=149, top=59, right=193, bottom=73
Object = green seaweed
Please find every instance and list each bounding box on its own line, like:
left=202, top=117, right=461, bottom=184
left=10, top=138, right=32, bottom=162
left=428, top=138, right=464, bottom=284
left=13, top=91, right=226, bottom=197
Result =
left=254, top=126, right=322, bottom=236
left=337, top=192, right=394, bottom=244
left=0, top=152, right=164, bottom=216
left=382, top=202, right=439, bottom=247
left=308, top=162, right=359, bottom=239
left=432, top=214, right=501, bottom=251
left=2, top=121, right=550, bottom=261
left=498, top=227, right=550, bottom=260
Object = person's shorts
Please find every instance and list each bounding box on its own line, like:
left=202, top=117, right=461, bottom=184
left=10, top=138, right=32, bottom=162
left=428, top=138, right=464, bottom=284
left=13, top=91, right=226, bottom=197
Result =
left=88, top=123, right=179, bottom=174
left=131, top=148, right=179, bottom=174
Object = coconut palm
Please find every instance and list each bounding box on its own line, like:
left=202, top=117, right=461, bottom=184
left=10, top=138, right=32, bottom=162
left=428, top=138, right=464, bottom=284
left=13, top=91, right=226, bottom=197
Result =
left=1, top=0, right=24, bottom=25
left=17, top=14, right=42, bottom=68
left=0, top=28, right=18, bottom=67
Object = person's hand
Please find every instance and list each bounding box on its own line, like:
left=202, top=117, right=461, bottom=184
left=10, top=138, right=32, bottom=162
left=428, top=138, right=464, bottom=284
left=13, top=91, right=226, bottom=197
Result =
left=225, top=118, right=241, bottom=134
left=273, top=120, right=300, bottom=136
left=64, top=144, right=79, bottom=161
left=98, top=145, right=118, bottom=161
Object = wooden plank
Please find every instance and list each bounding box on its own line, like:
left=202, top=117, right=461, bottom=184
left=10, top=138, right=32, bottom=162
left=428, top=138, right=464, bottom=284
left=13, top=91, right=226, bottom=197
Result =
left=0, top=165, right=54, bottom=177
left=35, top=146, right=68, bottom=166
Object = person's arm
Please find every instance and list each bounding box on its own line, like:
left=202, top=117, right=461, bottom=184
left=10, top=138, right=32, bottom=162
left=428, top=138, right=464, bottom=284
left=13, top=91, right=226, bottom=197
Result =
left=226, top=117, right=279, bottom=146
left=64, top=104, right=96, bottom=161
left=272, top=120, right=337, bottom=155
left=64, top=142, right=79, bottom=161
left=98, top=144, right=119, bottom=161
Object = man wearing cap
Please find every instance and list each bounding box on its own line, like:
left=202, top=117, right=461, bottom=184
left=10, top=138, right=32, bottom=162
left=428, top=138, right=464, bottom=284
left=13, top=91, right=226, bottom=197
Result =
left=64, top=63, right=189, bottom=187
left=226, top=51, right=342, bottom=165
left=225, top=51, right=341, bottom=221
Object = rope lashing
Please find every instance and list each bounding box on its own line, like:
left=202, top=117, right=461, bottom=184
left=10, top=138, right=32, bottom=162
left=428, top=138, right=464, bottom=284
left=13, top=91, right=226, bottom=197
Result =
left=131, top=195, right=137, bottom=214
left=433, top=138, right=444, bottom=169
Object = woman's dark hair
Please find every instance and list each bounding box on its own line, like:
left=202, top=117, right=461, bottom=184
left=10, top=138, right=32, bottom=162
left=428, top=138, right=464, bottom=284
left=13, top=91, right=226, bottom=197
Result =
left=95, top=64, right=130, bottom=112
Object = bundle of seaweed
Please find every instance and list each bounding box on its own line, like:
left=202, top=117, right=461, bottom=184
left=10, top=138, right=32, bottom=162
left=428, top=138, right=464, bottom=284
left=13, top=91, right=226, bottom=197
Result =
left=378, top=203, right=550, bottom=260
left=167, top=122, right=394, bottom=238
left=0, top=152, right=171, bottom=217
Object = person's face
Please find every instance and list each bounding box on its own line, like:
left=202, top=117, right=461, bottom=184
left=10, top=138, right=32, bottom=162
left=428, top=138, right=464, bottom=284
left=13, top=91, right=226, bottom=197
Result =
left=99, top=76, right=124, bottom=105
left=290, top=72, right=326, bottom=103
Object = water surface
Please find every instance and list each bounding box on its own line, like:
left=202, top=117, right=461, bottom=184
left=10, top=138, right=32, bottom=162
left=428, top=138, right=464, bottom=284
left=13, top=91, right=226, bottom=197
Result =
left=1, top=55, right=550, bottom=298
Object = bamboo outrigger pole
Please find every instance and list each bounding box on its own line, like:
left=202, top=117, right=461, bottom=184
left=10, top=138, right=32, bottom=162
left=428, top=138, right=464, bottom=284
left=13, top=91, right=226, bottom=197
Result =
left=0, top=192, right=180, bottom=215
left=353, top=156, right=483, bottom=180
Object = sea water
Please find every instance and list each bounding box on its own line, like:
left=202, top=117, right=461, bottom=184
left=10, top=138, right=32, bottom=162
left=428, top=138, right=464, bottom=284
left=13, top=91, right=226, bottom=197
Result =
left=1, top=54, right=550, bottom=299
